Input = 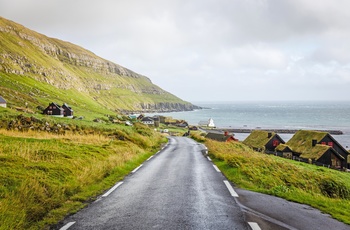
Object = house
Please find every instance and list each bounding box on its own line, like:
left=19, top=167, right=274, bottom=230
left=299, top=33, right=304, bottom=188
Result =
left=275, top=144, right=295, bottom=159
left=43, top=102, right=64, bottom=117
left=0, top=96, right=6, bottom=108
left=62, top=103, right=73, bottom=118
left=141, top=116, right=155, bottom=126
left=243, top=130, right=285, bottom=152
left=205, top=131, right=238, bottom=142
left=282, top=130, right=348, bottom=169
left=198, top=118, right=216, bottom=128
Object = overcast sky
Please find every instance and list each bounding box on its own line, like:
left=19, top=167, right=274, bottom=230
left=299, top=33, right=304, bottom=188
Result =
left=1, top=0, right=350, bottom=102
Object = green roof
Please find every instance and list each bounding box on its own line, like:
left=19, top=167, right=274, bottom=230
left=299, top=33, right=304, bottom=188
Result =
left=206, top=132, right=233, bottom=142
left=299, top=144, right=331, bottom=160
left=275, top=144, right=291, bottom=152
left=243, top=130, right=275, bottom=149
left=284, top=130, right=347, bottom=160
left=286, top=130, right=328, bottom=155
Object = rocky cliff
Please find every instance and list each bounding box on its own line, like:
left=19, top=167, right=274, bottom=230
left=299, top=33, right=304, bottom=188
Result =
left=0, top=16, right=200, bottom=114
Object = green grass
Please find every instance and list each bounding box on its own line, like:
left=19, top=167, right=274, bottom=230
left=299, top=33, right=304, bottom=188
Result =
left=0, top=112, right=167, bottom=230
left=202, top=139, right=350, bottom=225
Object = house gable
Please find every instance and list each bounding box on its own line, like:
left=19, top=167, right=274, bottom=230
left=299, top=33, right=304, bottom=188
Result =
left=62, top=103, right=73, bottom=117
left=319, top=134, right=348, bottom=162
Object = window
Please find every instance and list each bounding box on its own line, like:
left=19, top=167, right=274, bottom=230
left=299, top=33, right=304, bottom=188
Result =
left=273, top=140, right=279, bottom=147
left=321, top=142, right=326, bottom=145
left=328, top=142, right=334, bottom=147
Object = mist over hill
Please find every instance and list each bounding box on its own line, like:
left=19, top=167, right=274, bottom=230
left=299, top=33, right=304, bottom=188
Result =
left=0, top=16, right=200, bottom=115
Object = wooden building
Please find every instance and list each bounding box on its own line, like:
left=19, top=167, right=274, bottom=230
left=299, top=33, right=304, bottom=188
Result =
left=62, top=103, right=73, bottom=117
left=282, top=130, right=348, bottom=169
left=141, top=117, right=155, bottom=126
left=243, top=130, right=285, bottom=152
left=43, top=102, right=64, bottom=117
left=205, top=132, right=238, bottom=142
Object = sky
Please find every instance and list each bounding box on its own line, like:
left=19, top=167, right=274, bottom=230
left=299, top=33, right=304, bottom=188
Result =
left=1, top=0, right=350, bottom=102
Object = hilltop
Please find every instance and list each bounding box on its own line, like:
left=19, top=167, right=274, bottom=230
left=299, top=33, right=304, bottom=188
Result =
left=0, top=16, right=200, bottom=118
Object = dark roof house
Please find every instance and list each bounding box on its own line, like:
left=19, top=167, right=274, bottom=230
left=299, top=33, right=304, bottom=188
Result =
left=62, top=103, right=73, bottom=117
left=284, top=130, right=348, bottom=169
left=243, top=130, right=285, bottom=152
left=43, top=102, right=64, bottom=117
left=0, top=96, right=7, bottom=108
left=205, top=132, right=238, bottom=142
left=141, top=117, right=155, bottom=125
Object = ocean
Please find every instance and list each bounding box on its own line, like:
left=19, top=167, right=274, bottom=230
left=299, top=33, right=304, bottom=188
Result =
left=149, top=101, right=350, bottom=149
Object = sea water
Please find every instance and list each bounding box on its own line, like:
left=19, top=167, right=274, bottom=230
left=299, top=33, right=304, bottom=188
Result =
left=149, top=101, right=350, bottom=149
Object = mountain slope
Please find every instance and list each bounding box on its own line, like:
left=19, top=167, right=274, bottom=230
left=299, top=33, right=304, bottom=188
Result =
left=0, top=16, right=199, bottom=116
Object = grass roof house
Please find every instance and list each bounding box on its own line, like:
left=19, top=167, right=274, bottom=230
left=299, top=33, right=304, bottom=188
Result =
left=285, top=130, right=348, bottom=169
left=205, top=131, right=238, bottom=142
left=243, top=130, right=285, bottom=152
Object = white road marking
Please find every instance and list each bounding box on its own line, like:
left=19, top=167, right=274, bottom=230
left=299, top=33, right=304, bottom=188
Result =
left=102, top=182, right=123, bottom=197
left=60, top=222, right=76, bottom=230
left=147, top=156, right=153, bottom=161
left=207, top=156, right=212, bottom=161
left=132, top=164, right=143, bottom=173
left=213, top=165, right=221, bottom=172
left=248, top=222, right=262, bottom=230
left=223, top=180, right=239, bottom=197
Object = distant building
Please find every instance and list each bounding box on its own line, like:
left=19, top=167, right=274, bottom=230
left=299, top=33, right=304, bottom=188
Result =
left=43, top=102, right=74, bottom=118
left=62, top=103, right=74, bottom=118
left=198, top=118, right=216, bottom=128
left=141, top=116, right=155, bottom=126
left=43, top=102, right=64, bottom=117
left=206, top=131, right=238, bottom=142
left=0, top=96, right=7, bottom=108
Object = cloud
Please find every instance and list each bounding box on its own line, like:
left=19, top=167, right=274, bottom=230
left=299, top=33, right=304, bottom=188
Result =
left=0, top=0, right=350, bottom=101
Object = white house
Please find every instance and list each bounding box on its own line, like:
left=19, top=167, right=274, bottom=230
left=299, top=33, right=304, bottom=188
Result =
left=141, top=117, right=155, bottom=125
left=0, top=96, right=7, bottom=108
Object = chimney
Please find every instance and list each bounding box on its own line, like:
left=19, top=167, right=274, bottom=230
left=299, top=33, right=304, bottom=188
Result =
left=224, top=131, right=228, bottom=136
left=312, top=139, right=317, bottom=147
left=267, top=132, right=272, bottom=138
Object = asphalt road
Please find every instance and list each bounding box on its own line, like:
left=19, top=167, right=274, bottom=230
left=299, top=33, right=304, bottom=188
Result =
left=57, top=136, right=350, bottom=230
left=57, top=137, right=249, bottom=230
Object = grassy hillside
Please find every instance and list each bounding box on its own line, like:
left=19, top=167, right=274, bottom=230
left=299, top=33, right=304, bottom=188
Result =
left=190, top=132, right=350, bottom=225
left=0, top=107, right=167, bottom=230
left=0, top=16, right=197, bottom=115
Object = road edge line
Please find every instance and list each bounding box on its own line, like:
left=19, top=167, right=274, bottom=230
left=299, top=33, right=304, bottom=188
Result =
left=213, top=164, right=221, bottom=172
left=223, top=180, right=239, bottom=197
left=132, top=164, right=143, bottom=173
left=248, top=222, right=262, bottom=230
left=102, top=182, right=124, bottom=197
left=59, top=221, right=76, bottom=230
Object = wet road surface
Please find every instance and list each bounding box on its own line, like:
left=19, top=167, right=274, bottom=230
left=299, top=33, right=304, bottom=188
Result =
left=57, top=137, right=249, bottom=230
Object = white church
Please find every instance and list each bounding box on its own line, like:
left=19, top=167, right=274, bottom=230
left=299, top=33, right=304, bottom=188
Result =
left=198, top=118, right=215, bottom=128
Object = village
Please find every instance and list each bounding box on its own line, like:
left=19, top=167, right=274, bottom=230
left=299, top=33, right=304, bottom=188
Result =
left=2, top=97, right=349, bottom=172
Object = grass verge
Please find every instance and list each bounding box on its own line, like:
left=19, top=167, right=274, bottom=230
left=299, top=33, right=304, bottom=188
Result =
left=202, top=139, right=350, bottom=225
left=0, top=114, right=167, bottom=230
